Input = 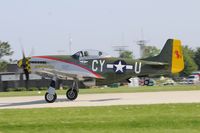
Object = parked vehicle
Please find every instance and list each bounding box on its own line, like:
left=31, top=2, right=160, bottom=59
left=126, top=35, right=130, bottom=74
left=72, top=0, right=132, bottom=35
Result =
left=139, top=78, right=155, bottom=86
left=163, top=79, right=176, bottom=86
left=187, top=75, right=199, bottom=84
left=192, top=71, right=200, bottom=81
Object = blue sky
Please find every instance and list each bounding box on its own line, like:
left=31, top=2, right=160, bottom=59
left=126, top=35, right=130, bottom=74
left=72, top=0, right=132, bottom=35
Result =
left=0, top=0, right=200, bottom=59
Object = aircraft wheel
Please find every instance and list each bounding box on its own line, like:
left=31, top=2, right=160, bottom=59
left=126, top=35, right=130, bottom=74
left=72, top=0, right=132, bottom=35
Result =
left=66, top=89, right=78, bottom=101
left=45, top=92, right=57, bottom=103
left=144, top=79, right=150, bottom=86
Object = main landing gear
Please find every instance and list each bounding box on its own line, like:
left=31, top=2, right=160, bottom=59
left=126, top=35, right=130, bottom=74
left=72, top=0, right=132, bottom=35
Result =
left=44, top=78, right=79, bottom=103
left=45, top=77, right=57, bottom=103
left=66, top=80, right=79, bottom=101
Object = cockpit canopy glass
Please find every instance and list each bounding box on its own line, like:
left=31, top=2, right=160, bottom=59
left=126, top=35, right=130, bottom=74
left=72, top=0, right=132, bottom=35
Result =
left=72, top=50, right=111, bottom=60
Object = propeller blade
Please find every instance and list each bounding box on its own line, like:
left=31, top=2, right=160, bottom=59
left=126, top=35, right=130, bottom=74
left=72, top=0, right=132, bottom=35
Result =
left=18, top=48, right=31, bottom=90
left=24, top=69, right=29, bottom=81
left=21, top=45, right=25, bottom=58
left=29, top=47, right=35, bottom=57
left=19, top=49, right=31, bottom=81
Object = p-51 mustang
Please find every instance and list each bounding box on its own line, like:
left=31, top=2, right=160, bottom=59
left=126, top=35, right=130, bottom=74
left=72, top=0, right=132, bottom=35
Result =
left=17, top=39, right=184, bottom=103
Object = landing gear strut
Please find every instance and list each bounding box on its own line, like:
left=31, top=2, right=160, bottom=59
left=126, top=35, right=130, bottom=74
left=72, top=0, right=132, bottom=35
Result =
left=45, top=77, right=57, bottom=103
left=44, top=78, right=79, bottom=103
left=66, top=80, right=79, bottom=101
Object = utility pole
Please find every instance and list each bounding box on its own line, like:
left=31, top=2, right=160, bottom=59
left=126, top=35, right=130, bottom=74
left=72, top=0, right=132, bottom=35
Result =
left=112, top=45, right=128, bottom=57
left=112, top=32, right=129, bottom=57
left=137, top=40, right=148, bottom=58
left=136, top=29, right=149, bottom=58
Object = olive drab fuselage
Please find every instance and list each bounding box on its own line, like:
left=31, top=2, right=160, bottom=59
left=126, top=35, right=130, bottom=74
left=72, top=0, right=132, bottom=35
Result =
left=28, top=55, right=170, bottom=86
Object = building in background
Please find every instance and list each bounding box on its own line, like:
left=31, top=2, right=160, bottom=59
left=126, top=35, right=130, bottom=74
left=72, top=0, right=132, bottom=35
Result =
left=0, top=64, right=77, bottom=92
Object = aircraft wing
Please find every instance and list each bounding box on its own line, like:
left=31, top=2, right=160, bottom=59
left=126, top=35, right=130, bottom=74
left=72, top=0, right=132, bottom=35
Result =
left=34, top=68, right=103, bottom=81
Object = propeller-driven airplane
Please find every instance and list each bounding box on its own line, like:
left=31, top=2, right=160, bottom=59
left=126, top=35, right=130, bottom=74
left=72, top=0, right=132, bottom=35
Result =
left=17, top=39, right=184, bottom=103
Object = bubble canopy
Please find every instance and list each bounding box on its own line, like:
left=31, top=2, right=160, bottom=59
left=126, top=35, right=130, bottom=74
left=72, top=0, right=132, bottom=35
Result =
left=72, top=50, right=111, bottom=60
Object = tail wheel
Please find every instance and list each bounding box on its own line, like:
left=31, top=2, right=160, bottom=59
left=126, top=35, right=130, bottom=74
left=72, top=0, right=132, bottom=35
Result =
left=66, top=89, right=78, bottom=101
left=45, top=92, right=57, bottom=103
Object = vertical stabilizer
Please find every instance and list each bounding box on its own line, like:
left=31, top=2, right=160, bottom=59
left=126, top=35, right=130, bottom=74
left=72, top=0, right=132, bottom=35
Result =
left=142, top=39, right=184, bottom=73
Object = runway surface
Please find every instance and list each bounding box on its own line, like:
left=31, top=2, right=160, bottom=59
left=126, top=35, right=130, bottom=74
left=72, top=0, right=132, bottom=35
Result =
left=1, top=90, right=200, bottom=109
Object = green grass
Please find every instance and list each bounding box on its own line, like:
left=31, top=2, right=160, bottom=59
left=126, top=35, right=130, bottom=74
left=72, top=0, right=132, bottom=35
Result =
left=0, top=85, right=200, bottom=97
left=0, top=104, right=200, bottom=133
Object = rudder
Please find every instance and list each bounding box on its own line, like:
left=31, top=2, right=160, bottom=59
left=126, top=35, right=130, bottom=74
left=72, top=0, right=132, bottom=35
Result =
left=171, top=39, right=184, bottom=73
left=142, top=39, right=184, bottom=74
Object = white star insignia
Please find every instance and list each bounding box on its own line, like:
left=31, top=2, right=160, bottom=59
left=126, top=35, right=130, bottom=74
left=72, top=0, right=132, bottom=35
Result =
left=114, top=61, right=125, bottom=72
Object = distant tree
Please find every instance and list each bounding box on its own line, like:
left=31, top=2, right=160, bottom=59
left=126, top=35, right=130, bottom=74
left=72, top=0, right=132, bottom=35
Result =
left=0, top=60, right=8, bottom=72
left=183, top=46, right=196, bottom=58
left=142, top=46, right=160, bottom=58
left=0, top=41, right=13, bottom=59
left=194, top=47, right=200, bottom=70
left=180, top=46, right=198, bottom=76
left=119, top=50, right=134, bottom=59
left=0, top=41, right=14, bottom=72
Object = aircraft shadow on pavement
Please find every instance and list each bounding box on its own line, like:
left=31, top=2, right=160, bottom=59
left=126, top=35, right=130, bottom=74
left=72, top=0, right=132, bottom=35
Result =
left=0, top=97, right=122, bottom=108
left=89, top=98, right=121, bottom=102
left=0, top=98, right=67, bottom=108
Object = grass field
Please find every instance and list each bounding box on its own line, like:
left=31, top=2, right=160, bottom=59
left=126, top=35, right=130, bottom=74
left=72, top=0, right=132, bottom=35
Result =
left=0, top=104, right=200, bottom=133
left=0, top=85, right=200, bottom=97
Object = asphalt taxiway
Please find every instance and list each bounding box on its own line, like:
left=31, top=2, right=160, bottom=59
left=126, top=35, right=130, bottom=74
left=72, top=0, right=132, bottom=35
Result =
left=1, top=90, right=200, bottom=109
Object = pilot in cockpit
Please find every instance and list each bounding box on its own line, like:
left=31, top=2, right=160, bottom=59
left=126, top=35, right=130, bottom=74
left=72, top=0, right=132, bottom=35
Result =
left=98, top=51, right=102, bottom=56
left=72, top=50, right=111, bottom=60
left=83, top=51, right=89, bottom=57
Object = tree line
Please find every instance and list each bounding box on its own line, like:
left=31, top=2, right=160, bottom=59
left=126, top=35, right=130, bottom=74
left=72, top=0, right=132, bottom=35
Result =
left=0, top=41, right=200, bottom=76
